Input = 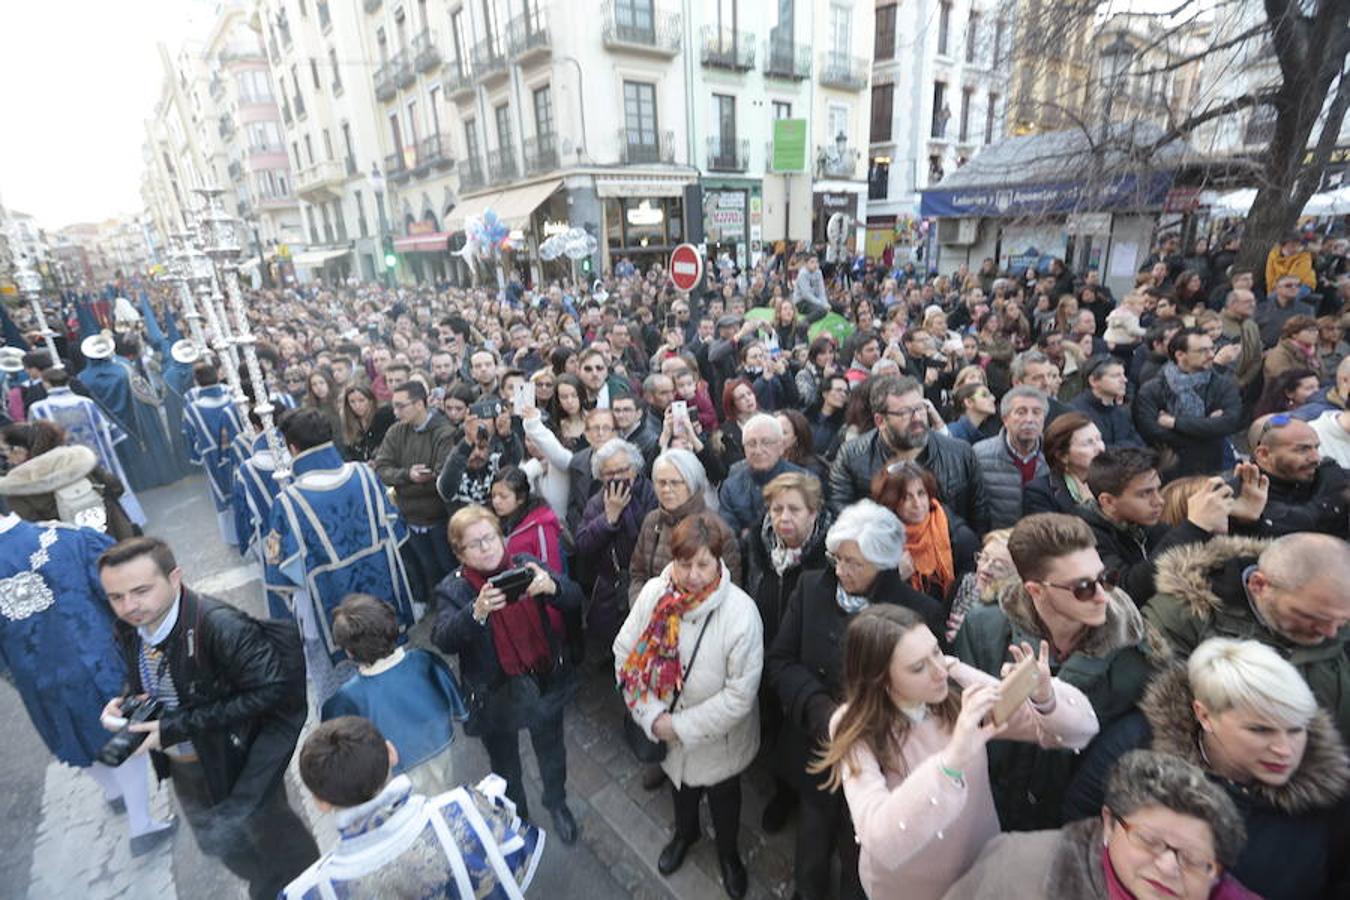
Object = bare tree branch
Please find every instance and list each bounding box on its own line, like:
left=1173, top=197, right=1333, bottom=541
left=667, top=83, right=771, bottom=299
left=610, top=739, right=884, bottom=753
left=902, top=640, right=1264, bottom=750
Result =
left=1139, top=92, right=1271, bottom=156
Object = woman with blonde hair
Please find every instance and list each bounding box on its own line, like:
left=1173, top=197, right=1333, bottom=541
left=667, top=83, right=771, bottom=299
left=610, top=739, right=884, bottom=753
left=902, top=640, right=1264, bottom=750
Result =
left=1063, top=637, right=1350, bottom=900
left=812, top=605, right=1098, bottom=900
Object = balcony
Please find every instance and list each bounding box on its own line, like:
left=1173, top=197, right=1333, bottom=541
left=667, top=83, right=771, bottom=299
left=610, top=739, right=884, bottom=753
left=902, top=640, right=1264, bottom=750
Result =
left=523, top=133, right=559, bottom=173
left=817, top=144, right=861, bottom=179
left=764, top=41, right=810, bottom=80
left=384, top=150, right=412, bottom=184
left=295, top=158, right=347, bottom=200
left=458, top=159, right=487, bottom=193
left=363, top=0, right=381, bottom=12
left=602, top=2, right=681, bottom=57
left=618, top=127, right=674, bottom=164
left=487, top=146, right=519, bottom=185
left=706, top=136, right=748, bottom=172
left=445, top=63, right=475, bottom=98
left=416, top=133, right=454, bottom=171
left=220, top=43, right=265, bottom=64
left=507, top=9, right=551, bottom=62
left=392, top=49, right=415, bottom=89
left=701, top=27, right=754, bottom=71
left=374, top=61, right=396, bottom=101
left=471, top=39, right=508, bottom=82
left=819, top=52, right=868, bottom=91
left=412, top=29, right=442, bottom=73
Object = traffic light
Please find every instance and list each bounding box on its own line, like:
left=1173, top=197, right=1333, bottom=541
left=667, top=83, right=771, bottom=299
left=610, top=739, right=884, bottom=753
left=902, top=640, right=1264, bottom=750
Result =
left=382, top=235, right=396, bottom=269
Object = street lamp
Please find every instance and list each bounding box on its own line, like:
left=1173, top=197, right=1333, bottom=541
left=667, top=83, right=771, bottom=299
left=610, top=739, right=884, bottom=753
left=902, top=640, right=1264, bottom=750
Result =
left=368, top=163, right=393, bottom=287
left=14, top=257, right=61, bottom=369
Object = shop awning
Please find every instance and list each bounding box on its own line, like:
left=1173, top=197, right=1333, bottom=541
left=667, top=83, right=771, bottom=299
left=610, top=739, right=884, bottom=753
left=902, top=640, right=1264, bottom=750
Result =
left=291, top=247, right=350, bottom=267
left=446, top=178, right=563, bottom=233
left=595, top=174, right=696, bottom=198
left=393, top=232, right=451, bottom=253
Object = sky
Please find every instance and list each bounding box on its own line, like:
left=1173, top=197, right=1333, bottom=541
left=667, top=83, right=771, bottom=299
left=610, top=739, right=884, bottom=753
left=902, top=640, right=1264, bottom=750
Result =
left=0, top=0, right=210, bottom=230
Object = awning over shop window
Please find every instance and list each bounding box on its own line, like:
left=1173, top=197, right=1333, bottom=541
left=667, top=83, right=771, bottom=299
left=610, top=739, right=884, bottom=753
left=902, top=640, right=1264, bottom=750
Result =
left=393, top=232, right=451, bottom=253
left=291, top=248, right=351, bottom=267
left=595, top=174, right=695, bottom=198
left=445, top=178, right=564, bottom=233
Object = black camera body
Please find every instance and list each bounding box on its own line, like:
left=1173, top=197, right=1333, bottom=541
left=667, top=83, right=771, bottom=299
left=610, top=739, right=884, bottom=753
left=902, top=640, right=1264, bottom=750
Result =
left=97, top=695, right=166, bottom=767
left=487, top=566, right=535, bottom=602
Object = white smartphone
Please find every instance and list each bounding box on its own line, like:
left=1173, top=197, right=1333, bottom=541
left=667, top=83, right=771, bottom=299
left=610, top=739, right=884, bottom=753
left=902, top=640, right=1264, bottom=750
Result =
left=671, top=400, right=689, bottom=432
left=513, top=381, right=535, bottom=415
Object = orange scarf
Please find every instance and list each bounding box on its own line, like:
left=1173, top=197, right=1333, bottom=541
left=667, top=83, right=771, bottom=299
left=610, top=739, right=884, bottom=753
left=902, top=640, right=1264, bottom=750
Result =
left=905, top=500, right=955, bottom=598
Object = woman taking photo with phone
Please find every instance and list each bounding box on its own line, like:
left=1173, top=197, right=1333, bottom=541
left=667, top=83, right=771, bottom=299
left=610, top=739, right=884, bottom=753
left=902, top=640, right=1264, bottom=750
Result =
left=813, top=605, right=1099, bottom=900
left=431, top=504, right=584, bottom=845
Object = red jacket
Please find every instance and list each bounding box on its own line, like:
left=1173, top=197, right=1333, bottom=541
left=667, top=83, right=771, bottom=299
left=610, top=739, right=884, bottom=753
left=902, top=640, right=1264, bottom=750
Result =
left=504, top=501, right=563, bottom=574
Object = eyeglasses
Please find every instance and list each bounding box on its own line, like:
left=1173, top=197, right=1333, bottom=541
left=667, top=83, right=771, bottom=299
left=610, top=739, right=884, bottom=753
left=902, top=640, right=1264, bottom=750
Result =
left=881, top=404, right=927, bottom=421
left=1041, top=570, right=1117, bottom=602
left=1109, top=811, right=1217, bottom=878
left=599, top=466, right=633, bottom=479
left=826, top=551, right=872, bottom=574
left=1256, top=413, right=1293, bottom=444
left=460, top=533, right=500, bottom=553
left=582, top=364, right=606, bottom=373
left=974, top=551, right=1013, bottom=577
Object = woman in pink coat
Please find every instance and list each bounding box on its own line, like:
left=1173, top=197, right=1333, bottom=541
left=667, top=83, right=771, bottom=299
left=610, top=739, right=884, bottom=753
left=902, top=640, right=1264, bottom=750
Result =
left=490, top=466, right=564, bottom=574
left=812, top=605, right=1099, bottom=900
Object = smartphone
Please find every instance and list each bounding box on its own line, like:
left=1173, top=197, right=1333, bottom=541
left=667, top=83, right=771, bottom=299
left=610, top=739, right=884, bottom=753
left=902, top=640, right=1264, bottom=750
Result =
left=512, top=381, right=535, bottom=416
left=988, top=655, right=1039, bottom=727
left=665, top=313, right=677, bottom=329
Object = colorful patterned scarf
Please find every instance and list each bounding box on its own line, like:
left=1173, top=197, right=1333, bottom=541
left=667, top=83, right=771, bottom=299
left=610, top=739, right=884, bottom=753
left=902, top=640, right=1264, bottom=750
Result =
left=618, top=574, right=721, bottom=708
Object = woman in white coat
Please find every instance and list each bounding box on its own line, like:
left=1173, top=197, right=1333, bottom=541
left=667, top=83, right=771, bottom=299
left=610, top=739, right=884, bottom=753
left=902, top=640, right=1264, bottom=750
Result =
left=614, top=511, right=764, bottom=900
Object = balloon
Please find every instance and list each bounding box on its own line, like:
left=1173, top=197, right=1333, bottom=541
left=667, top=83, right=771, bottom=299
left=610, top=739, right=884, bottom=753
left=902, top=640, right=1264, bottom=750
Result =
left=807, top=312, right=855, bottom=345
left=483, top=208, right=499, bottom=227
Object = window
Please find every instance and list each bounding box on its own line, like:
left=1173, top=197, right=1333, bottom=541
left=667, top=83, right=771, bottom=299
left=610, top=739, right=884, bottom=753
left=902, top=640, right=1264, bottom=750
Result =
left=428, top=85, right=442, bottom=135
left=342, top=122, right=356, bottom=172
left=246, top=121, right=282, bottom=152
left=388, top=113, right=403, bottom=163
left=481, top=0, right=501, bottom=55
left=713, top=93, right=736, bottom=161
left=1044, top=66, right=1061, bottom=127
left=965, top=12, right=979, bottom=63
left=868, top=156, right=889, bottom=200
left=938, top=2, right=952, bottom=56
left=329, top=48, right=342, bottom=92
left=323, top=128, right=334, bottom=160
left=333, top=199, right=348, bottom=242
left=623, top=80, right=657, bottom=144
left=310, top=58, right=320, bottom=90
left=355, top=189, right=369, bottom=238
left=772, top=100, right=792, bottom=118
left=298, top=0, right=308, bottom=17
left=303, top=133, right=315, bottom=165
left=615, top=0, right=656, bottom=41
left=450, top=9, right=468, bottom=74
left=291, top=140, right=301, bottom=169
left=464, top=118, right=481, bottom=167
left=993, top=18, right=1006, bottom=67
left=828, top=104, right=848, bottom=145
left=874, top=4, right=895, bottom=60
left=984, top=93, right=999, bottom=143
left=406, top=98, right=420, bottom=147
left=870, top=83, right=893, bottom=142
left=320, top=204, right=334, bottom=244
left=829, top=3, right=850, bottom=55
left=306, top=207, right=319, bottom=245
left=533, top=85, right=554, bottom=136
left=959, top=87, right=973, bottom=142
left=931, top=82, right=948, bottom=138
left=494, top=103, right=512, bottom=149
left=236, top=70, right=274, bottom=103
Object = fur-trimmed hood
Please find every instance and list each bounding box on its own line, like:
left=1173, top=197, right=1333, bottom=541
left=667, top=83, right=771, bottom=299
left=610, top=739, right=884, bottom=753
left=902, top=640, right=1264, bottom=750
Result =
left=1152, top=535, right=1271, bottom=620
left=998, top=579, right=1168, bottom=662
left=0, top=445, right=98, bottom=496
left=1141, top=664, right=1350, bottom=815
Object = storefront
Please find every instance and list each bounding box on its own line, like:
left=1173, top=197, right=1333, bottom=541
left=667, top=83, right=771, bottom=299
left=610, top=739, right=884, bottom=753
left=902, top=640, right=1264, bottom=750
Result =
left=811, top=191, right=862, bottom=245
left=394, top=217, right=451, bottom=285
left=700, top=180, right=763, bottom=273
left=601, top=195, right=686, bottom=273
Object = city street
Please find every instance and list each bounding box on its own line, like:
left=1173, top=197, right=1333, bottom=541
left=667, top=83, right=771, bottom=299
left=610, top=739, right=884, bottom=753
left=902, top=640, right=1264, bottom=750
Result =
left=0, top=475, right=800, bottom=899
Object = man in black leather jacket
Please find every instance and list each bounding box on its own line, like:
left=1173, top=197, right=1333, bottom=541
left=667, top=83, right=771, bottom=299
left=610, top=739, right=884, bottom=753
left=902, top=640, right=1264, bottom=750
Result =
left=827, top=374, right=989, bottom=532
left=99, top=537, right=317, bottom=899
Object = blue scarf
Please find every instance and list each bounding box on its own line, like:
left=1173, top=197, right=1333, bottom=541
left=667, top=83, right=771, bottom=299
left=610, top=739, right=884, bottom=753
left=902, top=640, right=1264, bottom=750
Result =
left=1162, top=362, right=1212, bottom=418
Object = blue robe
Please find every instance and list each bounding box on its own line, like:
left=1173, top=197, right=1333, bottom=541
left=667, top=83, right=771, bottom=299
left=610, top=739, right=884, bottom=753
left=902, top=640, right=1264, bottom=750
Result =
left=183, top=385, right=246, bottom=545
left=28, top=387, right=146, bottom=526
left=264, top=442, right=414, bottom=700
left=232, top=432, right=291, bottom=619
left=140, top=294, right=197, bottom=478
left=77, top=357, right=178, bottom=492
left=0, top=516, right=122, bottom=768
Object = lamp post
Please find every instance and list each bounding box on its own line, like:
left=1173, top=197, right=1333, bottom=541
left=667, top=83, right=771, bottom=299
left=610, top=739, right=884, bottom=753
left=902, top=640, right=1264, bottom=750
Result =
left=194, top=183, right=290, bottom=482
left=368, top=163, right=393, bottom=288
left=14, top=257, right=62, bottom=369
left=165, top=231, right=210, bottom=358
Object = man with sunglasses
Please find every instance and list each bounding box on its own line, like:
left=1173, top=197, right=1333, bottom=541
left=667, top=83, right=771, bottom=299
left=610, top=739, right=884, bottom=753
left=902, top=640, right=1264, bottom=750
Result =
left=1237, top=413, right=1349, bottom=539
left=953, top=512, right=1165, bottom=830
left=1146, top=531, right=1350, bottom=738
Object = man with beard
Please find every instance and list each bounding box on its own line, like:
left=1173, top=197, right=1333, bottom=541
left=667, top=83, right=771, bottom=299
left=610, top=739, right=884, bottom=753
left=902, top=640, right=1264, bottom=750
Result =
left=972, top=386, right=1050, bottom=529
left=1235, top=414, right=1348, bottom=539
left=827, top=374, right=988, bottom=531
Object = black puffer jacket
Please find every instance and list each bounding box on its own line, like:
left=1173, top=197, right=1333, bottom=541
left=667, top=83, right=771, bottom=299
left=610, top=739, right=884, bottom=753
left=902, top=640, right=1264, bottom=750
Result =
left=827, top=428, right=989, bottom=532
left=114, top=589, right=306, bottom=810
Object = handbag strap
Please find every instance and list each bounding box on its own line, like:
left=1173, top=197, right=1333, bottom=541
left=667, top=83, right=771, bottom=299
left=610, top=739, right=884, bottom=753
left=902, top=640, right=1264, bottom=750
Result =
left=669, top=608, right=714, bottom=711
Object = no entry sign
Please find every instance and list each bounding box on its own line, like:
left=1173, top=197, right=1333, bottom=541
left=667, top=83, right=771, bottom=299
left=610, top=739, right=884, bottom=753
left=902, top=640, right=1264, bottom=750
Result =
left=669, top=243, right=703, bottom=293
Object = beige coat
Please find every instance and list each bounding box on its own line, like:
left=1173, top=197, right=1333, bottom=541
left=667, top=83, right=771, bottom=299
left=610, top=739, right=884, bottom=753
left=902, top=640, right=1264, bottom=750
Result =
left=613, top=562, right=763, bottom=788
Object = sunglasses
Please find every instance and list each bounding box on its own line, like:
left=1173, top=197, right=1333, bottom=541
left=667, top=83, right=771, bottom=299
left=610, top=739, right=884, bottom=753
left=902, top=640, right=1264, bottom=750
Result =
left=1041, top=570, right=1118, bottom=602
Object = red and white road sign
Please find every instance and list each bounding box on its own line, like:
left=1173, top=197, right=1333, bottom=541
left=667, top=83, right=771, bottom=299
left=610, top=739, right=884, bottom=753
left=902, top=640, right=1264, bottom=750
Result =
left=669, top=243, right=703, bottom=293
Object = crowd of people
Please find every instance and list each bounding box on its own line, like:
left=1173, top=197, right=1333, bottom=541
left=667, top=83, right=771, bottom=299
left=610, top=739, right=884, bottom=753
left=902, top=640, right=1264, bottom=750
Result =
left=0, top=227, right=1349, bottom=900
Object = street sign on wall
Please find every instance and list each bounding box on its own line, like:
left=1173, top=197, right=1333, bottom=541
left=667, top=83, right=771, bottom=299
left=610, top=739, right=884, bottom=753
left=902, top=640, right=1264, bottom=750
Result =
left=669, top=243, right=703, bottom=292
left=772, top=119, right=807, bottom=172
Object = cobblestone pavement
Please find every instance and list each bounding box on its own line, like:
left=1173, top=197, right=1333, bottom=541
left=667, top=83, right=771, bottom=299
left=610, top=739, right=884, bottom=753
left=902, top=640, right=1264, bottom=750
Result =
left=2, top=475, right=811, bottom=899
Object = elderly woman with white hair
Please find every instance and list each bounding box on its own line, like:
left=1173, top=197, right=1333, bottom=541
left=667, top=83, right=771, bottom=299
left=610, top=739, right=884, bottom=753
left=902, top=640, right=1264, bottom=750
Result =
left=765, top=500, right=947, bottom=900
left=1063, top=637, right=1350, bottom=900
left=574, top=437, right=657, bottom=656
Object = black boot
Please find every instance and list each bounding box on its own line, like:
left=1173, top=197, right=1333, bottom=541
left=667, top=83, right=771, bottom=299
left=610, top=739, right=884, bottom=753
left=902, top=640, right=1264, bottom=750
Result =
left=719, top=852, right=748, bottom=899
left=549, top=804, right=580, bottom=845
left=657, top=833, right=699, bottom=876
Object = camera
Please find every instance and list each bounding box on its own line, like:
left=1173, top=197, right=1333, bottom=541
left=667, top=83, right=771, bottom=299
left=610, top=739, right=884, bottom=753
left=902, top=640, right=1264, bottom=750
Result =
left=470, top=398, right=502, bottom=420
left=97, top=695, right=166, bottom=767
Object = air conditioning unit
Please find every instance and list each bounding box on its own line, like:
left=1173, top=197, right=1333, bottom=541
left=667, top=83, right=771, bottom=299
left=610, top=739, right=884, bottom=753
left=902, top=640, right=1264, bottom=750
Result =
left=938, top=217, right=979, bottom=245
